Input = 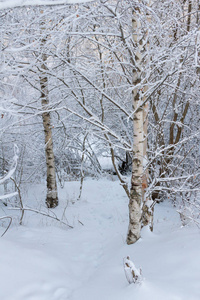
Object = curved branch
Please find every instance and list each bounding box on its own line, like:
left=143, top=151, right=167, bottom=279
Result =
left=0, top=216, right=12, bottom=237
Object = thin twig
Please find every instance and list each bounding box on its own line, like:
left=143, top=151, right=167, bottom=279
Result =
left=10, top=177, right=24, bottom=225
left=0, top=216, right=12, bottom=237
left=78, top=220, right=84, bottom=226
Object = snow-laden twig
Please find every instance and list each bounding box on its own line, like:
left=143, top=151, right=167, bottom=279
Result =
left=177, top=210, right=200, bottom=229
left=0, top=144, right=19, bottom=185
left=0, top=192, right=18, bottom=200
left=10, top=177, right=24, bottom=225
left=0, top=145, right=19, bottom=204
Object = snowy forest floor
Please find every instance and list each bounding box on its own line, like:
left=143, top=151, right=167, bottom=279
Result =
left=0, top=178, right=200, bottom=300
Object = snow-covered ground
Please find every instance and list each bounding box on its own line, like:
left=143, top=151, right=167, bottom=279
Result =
left=0, top=178, right=200, bottom=300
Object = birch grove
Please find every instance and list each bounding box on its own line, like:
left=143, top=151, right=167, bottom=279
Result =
left=0, top=0, right=200, bottom=242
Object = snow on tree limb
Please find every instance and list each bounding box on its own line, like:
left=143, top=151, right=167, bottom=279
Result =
left=0, top=0, right=93, bottom=10
left=0, top=192, right=18, bottom=200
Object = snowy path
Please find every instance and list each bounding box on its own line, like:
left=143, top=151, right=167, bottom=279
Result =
left=0, top=179, right=200, bottom=300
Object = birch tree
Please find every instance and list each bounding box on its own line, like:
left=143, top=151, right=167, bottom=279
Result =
left=0, top=3, right=94, bottom=208
left=56, top=0, right=153, bottom=242
left=126, top=2, right=150, bottom=244
left=66, top=0, right=200, bottom=239
left=39, top=12, right=58, bottom=208
left=50, top=0, right=153, bottom=242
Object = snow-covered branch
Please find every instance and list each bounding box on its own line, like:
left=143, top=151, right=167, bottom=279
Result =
left=0, top=145, right=19, bottom=185
left=0, top=0, right=93, bottom=10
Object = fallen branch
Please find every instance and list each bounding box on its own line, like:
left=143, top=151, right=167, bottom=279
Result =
left=8, top=207, right=73, bottom=229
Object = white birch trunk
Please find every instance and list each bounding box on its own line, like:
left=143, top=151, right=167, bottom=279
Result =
left=127, top=5, right=147, bottom=244
left=40, top=16, right=58, bottom=208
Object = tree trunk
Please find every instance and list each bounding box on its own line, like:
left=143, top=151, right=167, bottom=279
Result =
left=141, top=101, right=153, bottom=231
left=127, top=4, right=149, bottom=244
left=127, top=106, right=144, bottom=244
left=40, top=17, right=58, bottom=208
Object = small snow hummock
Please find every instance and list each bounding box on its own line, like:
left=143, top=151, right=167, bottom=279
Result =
left=123, top=256, right=142, bottom=284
